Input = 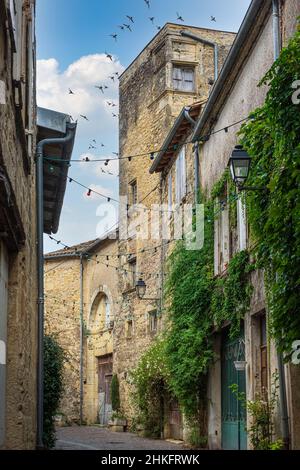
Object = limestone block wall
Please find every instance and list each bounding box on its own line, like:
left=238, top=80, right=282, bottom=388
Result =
left=44, top=258, right=81, bottom=424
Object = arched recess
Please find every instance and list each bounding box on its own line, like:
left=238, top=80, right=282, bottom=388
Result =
left=89, top=285, right=114, bottom=332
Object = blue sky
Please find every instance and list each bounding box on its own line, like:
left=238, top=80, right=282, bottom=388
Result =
left=37, top=0, right=251, bottom=253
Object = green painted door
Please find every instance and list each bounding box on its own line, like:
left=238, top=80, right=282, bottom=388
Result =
left=221, top=329, right=247, bottom=450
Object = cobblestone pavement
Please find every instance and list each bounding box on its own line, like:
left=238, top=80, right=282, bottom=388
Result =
left=55, top=426, right=186, bottom=450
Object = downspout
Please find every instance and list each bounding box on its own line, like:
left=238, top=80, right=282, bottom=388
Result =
left=180, top=30, right=219, bottom=82
left=36, top=128, right=75, bottom=449
left=272, top=0, right=289, bottom=450
left=194, top=144, right=200, bottom=203
left=79, top=254, right=84, bottom=425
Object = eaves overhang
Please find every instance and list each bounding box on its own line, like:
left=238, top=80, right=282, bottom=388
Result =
left=37, top=107, right=77, bottom=235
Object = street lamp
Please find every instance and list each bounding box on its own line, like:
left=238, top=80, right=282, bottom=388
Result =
left=135, top=277, right=161, bottom=309
left=135, top=278, right=147, bottom=299
left=228, top=145, right=251, bottom=188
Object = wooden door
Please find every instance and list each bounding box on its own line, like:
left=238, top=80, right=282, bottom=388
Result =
left=98, top=354, right=113, bottom=424
left=221, top=328, right=247, bottom=450
left=168, top=397, right=183, bottom=440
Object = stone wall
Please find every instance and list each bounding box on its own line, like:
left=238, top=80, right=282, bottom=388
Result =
left=0, top=0, right=38, bottom=449
left=45, top=257, right=81, bottom=423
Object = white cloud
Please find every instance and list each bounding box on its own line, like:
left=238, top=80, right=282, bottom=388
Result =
left=37, top=54, right=123, bottom=137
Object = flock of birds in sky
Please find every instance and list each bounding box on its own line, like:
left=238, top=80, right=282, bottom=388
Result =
left=66, top=0, right=217, bottom=159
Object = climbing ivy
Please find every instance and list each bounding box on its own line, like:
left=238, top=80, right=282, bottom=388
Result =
left=43, top=335, right=65, bottom=448
left=239, top=25, right=300, bottom=353
left=132, top=338, right=170, bottom=437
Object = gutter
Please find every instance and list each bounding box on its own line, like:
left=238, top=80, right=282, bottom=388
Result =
left=36, top=128, right=75, bottom=449
left=180, top=30, right=219, bottom=83
left=192, top=0, right=270, bottom=142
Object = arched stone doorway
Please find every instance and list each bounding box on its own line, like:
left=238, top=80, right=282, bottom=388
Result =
left=85, top=286, right=114, bottom=425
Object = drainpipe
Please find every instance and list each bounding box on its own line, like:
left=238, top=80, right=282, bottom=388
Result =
left=194, top=144, right=200, bottom=203
left=36, top=129, right=75, bottom=449
left=271, top=0, right=289, bottom=449
left=79, top=254, right=84, bottom=425
left=180, top=30, right=219, bottom=82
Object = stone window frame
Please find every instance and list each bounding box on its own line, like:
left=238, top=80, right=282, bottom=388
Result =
left=172, top=64, right=195, bottom=92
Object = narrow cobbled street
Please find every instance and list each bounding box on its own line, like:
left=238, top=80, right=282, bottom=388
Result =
left=55, top=427, right=186, bottom=451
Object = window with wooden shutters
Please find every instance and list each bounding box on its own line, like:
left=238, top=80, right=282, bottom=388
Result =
left=172, top=66, right=195, bottom=92
left=260, top=314, right=268, bottom=391
left=175, top=146, right=186, bottom=203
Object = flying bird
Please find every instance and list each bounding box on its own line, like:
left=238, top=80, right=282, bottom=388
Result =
left=118, top=25, right=125, bottom=30
left=80, top=115, right=89, bottom=121
left=114, top=72, right=119, bottom=77
left=111, top=103, right=117, bottom=107
left=123, top=23, right=132, bottom=32
left=100, top=143, right=105, bottom=147
left=176, top=12, right=184, bottom=22
left=92, top=139, right=97, bottom=144
left=149, top=17, right=155, bottom=24
left=105, top=52, right=113, bottom=61
left=211, top=16, right=216, bottom=22
left=95, top=85, right=104, bottom=93
left=112, top=113, right=118, bottom=118
left=156, top=25, right=161, bottom=30
left=109, top=76, right=115, bottom=82
left=113, top=152, right=119, bottom=156
left=68, top=88, right=75, bottom=94
left=110, top=33, right=118, bottom=41
left=89, top=144, right=96, bottom=150
left=106, top=101, right=113, bottom=106
left=126, top=15, right=134, bottom=23
left=144, top=0, right=150, bottom=8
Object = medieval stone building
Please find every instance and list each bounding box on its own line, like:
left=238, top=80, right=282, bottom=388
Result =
left=44, top=233, right=119, bottom=426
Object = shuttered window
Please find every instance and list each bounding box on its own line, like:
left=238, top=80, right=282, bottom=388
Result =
left=175, top=146, right=186, bottom=203
left=172, top=66, right=195, bottom=92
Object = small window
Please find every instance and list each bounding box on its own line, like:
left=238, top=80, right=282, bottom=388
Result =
left=149, top=311, right=158, bottom=333
left=128, top=257, right=137, bottom=288
left=126, top=320, right=133, bottom=339
left=129, top=179, right=138, bottom=205
left=173, top=66, right=195, bottom=92
left=175, top=146, right=186, bottom=203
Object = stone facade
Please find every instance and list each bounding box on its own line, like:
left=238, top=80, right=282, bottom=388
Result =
left=116, top=23, right=236, bottom=421
left=44, top=235, right=119, bottom=426
left=0, top=0, right=38, bottom=449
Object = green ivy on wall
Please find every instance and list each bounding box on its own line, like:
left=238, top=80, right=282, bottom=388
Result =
left=239, top=24, right=300, bottom=353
